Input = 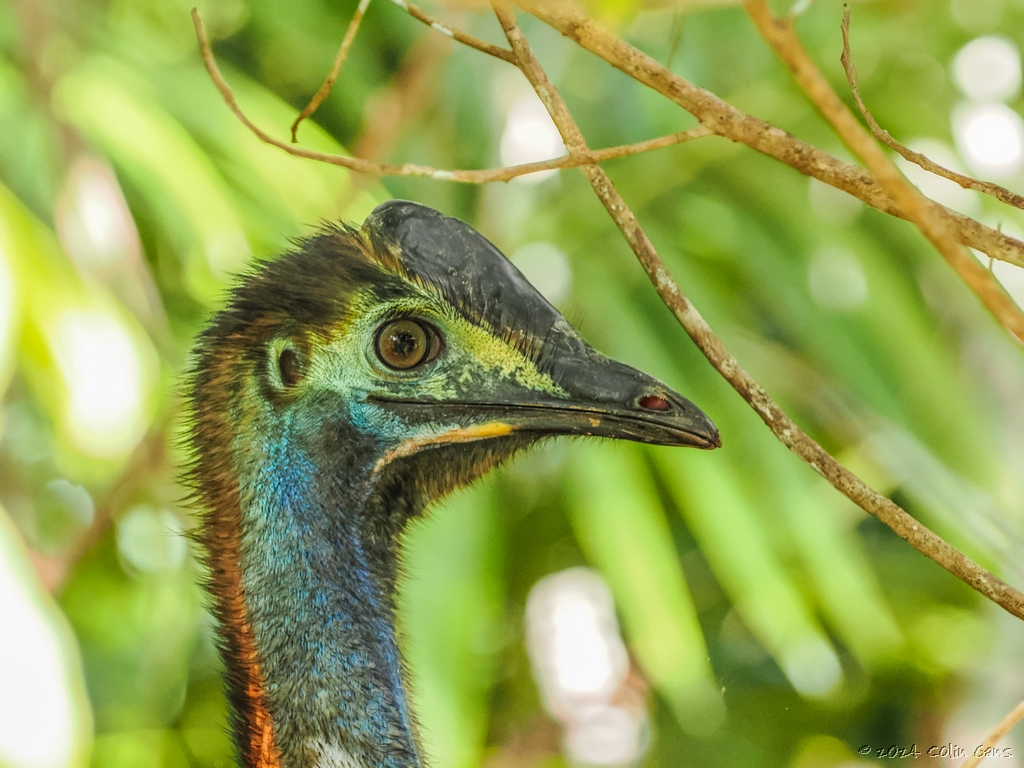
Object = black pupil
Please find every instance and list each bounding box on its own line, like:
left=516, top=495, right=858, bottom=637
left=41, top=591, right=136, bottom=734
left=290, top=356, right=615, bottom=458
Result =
left=390, top=330, right=419, bottom=360
left=378, top=320, right=431, bottom=369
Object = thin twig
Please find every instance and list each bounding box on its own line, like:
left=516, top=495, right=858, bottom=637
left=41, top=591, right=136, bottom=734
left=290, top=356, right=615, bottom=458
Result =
left=192, top=8, right=710, bottom=181
left=391, top=0, right=517, bottom=64
left=961, top=697, right=1024, bottom=768
left=492, top=0, right=1024, bottom=622
left=515, top=0, right=1024, bottom=270
left=743, top=0, right=1024, bottom=343
left=197, top=0, right=1024, bottom=618
left=839, top=8, right=1024, bottom=212
left=291, top=0, right=373, bottom=142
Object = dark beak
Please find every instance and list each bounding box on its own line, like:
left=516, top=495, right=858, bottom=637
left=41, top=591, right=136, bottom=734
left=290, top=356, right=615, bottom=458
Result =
left=374, top=352, right=720, bottom=453
left=363, top=200, right=719, bottom=452
left=460, top=354, right=720, bottom=449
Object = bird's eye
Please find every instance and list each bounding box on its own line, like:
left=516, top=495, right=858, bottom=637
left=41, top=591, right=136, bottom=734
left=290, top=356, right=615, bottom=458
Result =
left=375, top=319, right=441, bottom=371
left=278, top=347, right=303, bottom=387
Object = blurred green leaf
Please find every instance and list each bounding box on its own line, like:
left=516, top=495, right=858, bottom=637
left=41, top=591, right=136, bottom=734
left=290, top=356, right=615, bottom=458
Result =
left=0, top=182, right=159, bottom=479
left=1, top=1, right=1022, bottom=765
left=654, top=449, right=842, bottom=698
left=399, top=479, right=505, bottom=768
left=54, top=58, right=250, bottom=303
left=566, top=442, right=723, bottom=734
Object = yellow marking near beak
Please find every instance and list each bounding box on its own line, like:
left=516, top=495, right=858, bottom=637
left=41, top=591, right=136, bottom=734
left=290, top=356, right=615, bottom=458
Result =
left=373, top=422, right=515, bottom=475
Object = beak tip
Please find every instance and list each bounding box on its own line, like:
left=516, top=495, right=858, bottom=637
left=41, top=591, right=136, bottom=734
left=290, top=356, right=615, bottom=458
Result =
left=669, top=398, right=720, bottom=450
left=692, top=419, right=721, bottom=450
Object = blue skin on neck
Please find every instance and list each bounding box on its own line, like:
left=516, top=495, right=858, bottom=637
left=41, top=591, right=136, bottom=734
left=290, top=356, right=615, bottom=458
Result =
left=235, top=403, right=422, bottom=768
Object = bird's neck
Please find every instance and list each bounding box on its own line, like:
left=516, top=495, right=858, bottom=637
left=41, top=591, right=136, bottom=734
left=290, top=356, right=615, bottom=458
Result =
left=203, top=414, right=423, bottom=768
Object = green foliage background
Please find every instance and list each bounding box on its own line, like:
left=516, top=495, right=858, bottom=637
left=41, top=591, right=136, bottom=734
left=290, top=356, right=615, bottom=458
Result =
left=1, top=0, right=1024, bottom=766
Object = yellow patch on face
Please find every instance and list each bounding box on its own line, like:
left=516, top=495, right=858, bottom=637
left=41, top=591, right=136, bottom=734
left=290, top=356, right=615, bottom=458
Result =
left=372, top=421, right=514, bottom=475
left=450, top=318, right=565, bottom=396
left=308, top=286, right=567, bottom=405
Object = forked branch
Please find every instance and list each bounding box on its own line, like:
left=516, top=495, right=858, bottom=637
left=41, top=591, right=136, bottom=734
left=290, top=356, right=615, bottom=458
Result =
left=291, top=0, right=373, bottom=142
left=192, top=1, right=1024, bottom=621
left=742, top=0, right=1024, bottom=342
left=191, top=9, right=712, bottom=183
left=389, top=0, right=517, bottom=63
left=515, top=0, right=1024, bottom=271
left=489, top=1, right=1024, bottom=622
left=840, top=8, right=1024, bottom=213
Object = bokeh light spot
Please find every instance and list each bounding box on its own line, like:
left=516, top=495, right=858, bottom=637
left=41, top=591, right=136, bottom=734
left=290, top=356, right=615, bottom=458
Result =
left=53, top=310, right=146, bottom=458
left=116, top=506, right=187, bottom=574
left=552, top=597, right=616, bottom=695
left=951, top=36, right=1021, bottom=102
left=500, top=96, right=566, bottom=185
left=808, top=248, right=869, bottom=311
left=528, top=569, right=626, bottom=706
left=510, top=242, right=573, bottom=306
left=954, top=102, right=1024, bottom=177
left=57, top=157, right=140, bottom=272
left=782, top=637, right=843, bottom=698
left=527, top=569, right=647, bottom=766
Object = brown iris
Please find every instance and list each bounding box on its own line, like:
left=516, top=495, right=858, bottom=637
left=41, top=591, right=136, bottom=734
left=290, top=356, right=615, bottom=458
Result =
left=375, top=319, right=440, bottom=370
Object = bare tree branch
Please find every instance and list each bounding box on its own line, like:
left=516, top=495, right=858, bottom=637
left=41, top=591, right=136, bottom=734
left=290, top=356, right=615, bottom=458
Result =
left=961, top=697, right=1024, bottom=768
left=194, top=0, right=1024, bottom=620
left=389, top=0, right=517, bottom=64
left=743, top=0, right=1024, bottom=341
left=191, top=9, right=711, bottom=183
left=515, top=0, right=1024, bottom=271
left=492, top=0, right=1024, bottom=622
left=840, top=7, right=1024, bottom=212
left=291, top=0, right=373, bottom=142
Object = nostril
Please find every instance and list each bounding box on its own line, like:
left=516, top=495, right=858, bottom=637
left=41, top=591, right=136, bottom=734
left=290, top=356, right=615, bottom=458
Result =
left=638, top=394, right=671, bottom=412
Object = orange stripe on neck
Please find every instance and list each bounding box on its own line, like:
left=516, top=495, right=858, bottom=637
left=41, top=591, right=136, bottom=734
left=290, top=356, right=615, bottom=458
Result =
left=198, top=463, right=282, bottom=768
left=191, top=353, right=282, bottom=768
